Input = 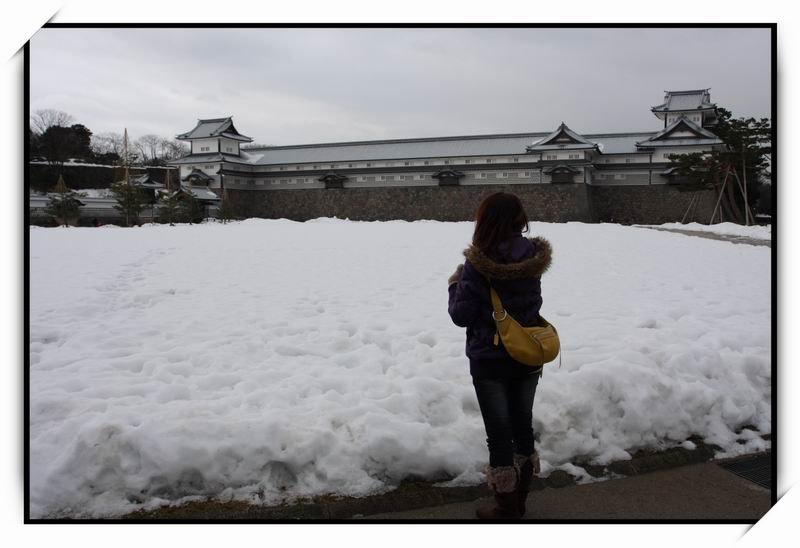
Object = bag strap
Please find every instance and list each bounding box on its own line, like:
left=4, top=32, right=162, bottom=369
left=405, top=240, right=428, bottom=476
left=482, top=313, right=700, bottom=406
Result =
left=484, top=276, right=507, bottom=321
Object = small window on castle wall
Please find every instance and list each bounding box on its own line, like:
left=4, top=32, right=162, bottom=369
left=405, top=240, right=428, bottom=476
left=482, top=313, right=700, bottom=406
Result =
left=465, top=159, right=471, bottom=164
left=404, top=161, right=411, bottom=166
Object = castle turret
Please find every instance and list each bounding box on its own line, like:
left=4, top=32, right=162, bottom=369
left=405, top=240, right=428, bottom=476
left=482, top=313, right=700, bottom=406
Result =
left=650, top=89, right=718, bottom=128
left=176, top=117, right=253, bottom=157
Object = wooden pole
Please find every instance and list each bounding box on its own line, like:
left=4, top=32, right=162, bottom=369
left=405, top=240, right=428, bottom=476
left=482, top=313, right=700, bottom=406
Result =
left=741, top=156, right=752, bottom=226
left=681, top=193, right=698, bottom=224
left=123, top=128, right=130, bottom=226
left=722, top=170, right=744, bottom=224
left=689, top=192, right=700, bottom=222
left=731, top=169, right=755, bottom=225
left=710, top=166, right=730, bottom=224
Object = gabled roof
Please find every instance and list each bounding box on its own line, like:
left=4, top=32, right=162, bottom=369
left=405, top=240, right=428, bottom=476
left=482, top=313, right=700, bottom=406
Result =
left=526, top=122, right=598, bottom=151
left=182, top=168, right=214, bottom=182
left=113, top=173, right=166, bottom=189
left=636, top=116, right=723, bottom=148
left=651, top=89, right=716, bottom=112
left=164, top=184, right=220, bottom=201
left=318, top=171, right=348, bottom=183
left=431, top=169, right=465, bottom=178
left=176, top=117, right=253, bottom=142
left=183, top=185, right=220, bottom=201
left=543, top=164, right=580, bottom=174
left=132, top=173, right=166, bottom=189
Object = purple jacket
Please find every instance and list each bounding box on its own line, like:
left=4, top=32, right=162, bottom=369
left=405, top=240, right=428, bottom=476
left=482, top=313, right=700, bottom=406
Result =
left=448, top=233, right=553, bottom=376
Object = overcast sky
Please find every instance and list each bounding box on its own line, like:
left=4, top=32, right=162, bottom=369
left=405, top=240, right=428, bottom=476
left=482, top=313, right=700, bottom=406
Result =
left=30, top=27, right=771, bottom=145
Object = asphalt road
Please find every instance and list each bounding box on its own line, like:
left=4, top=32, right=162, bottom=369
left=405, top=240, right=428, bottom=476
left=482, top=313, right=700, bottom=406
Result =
left=361, top=462, right=771, bottom=520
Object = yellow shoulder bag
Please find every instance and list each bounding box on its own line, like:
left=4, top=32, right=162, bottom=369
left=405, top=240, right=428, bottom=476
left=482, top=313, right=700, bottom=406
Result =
left=487, top=278, right=561, bottom=368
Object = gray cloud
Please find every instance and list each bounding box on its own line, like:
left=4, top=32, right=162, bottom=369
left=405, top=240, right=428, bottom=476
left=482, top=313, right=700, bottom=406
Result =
left=30, top=27, right=771, bottom=145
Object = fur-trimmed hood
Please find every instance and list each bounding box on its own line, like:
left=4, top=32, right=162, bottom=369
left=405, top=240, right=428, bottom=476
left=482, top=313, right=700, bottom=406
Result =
left=463, top=236, right=552, bottom=280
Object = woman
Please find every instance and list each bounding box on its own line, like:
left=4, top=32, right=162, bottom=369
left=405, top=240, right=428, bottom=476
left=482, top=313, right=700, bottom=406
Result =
left=447, top=192, right=552, bottom=519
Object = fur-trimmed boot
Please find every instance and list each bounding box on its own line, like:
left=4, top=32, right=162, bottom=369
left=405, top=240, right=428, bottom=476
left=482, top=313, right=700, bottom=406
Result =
left=514, top=451, right=541, bottom=517
left=475, top=465, right=521, bottom=519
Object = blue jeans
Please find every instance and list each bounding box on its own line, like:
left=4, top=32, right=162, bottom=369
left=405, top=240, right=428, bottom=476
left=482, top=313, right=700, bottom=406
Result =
left=472, top=374, right=540, bottom=467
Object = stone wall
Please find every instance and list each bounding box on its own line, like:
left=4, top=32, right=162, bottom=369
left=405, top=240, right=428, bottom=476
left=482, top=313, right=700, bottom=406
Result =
left=227, top=184, right=592, bottom=223
left=587, top=185, right=718, bottom=225
left=226, top=183, right=718, bottom=225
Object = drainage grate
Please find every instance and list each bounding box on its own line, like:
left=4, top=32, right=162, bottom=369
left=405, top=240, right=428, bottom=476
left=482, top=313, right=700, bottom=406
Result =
left=719, top=454, right=771, bottom=490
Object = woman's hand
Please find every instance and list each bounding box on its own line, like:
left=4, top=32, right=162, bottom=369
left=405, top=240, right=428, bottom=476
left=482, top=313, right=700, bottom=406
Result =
left=448, top=264, right=464, bottom=285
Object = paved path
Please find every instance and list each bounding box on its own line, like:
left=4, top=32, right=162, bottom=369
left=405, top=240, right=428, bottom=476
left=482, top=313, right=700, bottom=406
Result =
left=362, top=463, right=771, bottom=520
left=640, top=226, right=771, bottom=248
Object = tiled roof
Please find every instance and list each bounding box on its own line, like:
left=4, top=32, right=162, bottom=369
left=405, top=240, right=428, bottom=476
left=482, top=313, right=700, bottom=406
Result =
left=177, top=117, right=253, bottom=142
left=169, top=184, right=220, bottom=201
left=652, top=89, right=715, bottom=112
left=636, top=116, right=722, bottom=148
left=183, top=168, right=214, bottom=182
left=235, top=130, right=659, bottom=165
left=527, top=122, right=598, bottom=151
left=170, top=129, right=679, bottom=167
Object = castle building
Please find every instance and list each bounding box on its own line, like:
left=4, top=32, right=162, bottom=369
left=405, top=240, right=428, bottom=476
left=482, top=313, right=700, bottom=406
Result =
left=168, top=89, right=724, bottom=195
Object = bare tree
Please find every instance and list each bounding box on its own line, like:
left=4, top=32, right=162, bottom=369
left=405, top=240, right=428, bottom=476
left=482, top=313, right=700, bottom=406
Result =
left=135, top=134, right=162, bottom=165
left=160, top=139, right=188, bottom=161
left=31, top=109, right=74, bottom=135
left=91, top=132, right=124, bottom=157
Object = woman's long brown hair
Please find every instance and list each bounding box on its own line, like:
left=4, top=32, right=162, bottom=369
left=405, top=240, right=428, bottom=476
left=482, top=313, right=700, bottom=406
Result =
left=472, top=192, right=530, bottom=254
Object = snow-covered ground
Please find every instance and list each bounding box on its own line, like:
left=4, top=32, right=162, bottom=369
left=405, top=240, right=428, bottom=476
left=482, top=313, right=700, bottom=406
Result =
left=29, top=219, right=772, bottom=518
left=638, top=222, right=771, bottom=240
left=77, top=188, right=112, bottom=198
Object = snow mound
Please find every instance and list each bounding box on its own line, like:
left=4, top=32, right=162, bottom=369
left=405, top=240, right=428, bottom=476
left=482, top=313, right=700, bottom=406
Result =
left=29, top=220, right=771, bottom=517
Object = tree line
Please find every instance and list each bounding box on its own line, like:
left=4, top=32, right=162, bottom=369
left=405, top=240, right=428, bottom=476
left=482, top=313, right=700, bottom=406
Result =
left=30, top=108, right=238, bottom=227
left=39, top=172, right=236, bottom=228
left=667, top=108, right=772, bottom=224
left=29, top=108, right=189, bottom=172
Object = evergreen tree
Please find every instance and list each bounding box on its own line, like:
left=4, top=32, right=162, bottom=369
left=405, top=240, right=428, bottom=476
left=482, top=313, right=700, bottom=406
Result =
left=156, top=190, right=181, bottom=226
left=178, top=191, right=205, bottom=224
left=43, top=174, right=85, bottom=226
left=110, top=180, right=148, bottom=227
left=667, top=108, right=771, bottom=224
